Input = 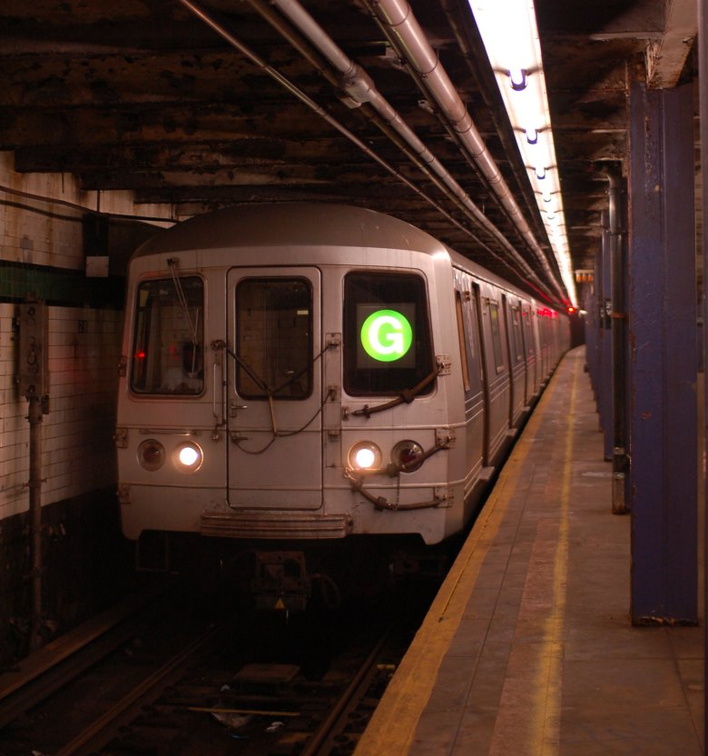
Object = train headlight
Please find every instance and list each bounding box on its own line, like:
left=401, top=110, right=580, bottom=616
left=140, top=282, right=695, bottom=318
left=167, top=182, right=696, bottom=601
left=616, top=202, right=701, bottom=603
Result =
left=348, top=441, right=382, bottom=471
left=174, top=441, right=204, bottom=473
left=391, top=440, right=425, bottom=472
left=138, top=439, right=165, bottom=471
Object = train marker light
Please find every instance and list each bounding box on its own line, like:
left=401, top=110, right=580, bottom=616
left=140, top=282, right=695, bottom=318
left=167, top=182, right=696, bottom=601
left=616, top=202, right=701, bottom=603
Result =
left=360, top=309, right=413, bottom=363
left=138, top=439, right=165, bottom=471
left=392, top=440, right=424, bottom=472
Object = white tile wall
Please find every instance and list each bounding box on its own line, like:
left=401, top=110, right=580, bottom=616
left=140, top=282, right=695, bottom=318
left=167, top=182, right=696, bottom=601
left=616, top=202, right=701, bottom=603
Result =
left=0, top=152, right=169, bottom=521
left=0, top=304, right=123, bottom=519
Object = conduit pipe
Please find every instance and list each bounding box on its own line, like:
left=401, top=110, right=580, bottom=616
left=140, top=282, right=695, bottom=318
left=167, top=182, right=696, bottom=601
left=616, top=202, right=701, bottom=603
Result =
left=182, top=0, right=555, bottom=299
left=178, top=0, right=516, bottom=277
left=264, top=0, right=552, bottom=296
left=241, top=0, right=486, bottom=257
left=368, top=0, right=567, bottom=303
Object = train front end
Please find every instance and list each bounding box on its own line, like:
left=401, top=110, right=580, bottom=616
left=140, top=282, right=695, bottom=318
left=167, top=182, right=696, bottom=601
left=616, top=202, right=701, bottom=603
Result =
left=115, top=205, right=465, bottom=606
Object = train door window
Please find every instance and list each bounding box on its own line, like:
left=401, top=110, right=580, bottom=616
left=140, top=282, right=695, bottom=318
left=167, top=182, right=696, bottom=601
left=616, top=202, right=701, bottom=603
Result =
left=523, top=307, right=535, bottom=357
left=464, top=288, right=483, bottom=395
left=131, top=276, right=204, bottom=395
left=235, top=278, right=312, bottom=399
left=510, top=305, right=523, bottom=363
left=343, top=271, right=433, bottom=396
left=455, top=291, right=471, bottom=392
left=489, top=301, right=505, bottom=373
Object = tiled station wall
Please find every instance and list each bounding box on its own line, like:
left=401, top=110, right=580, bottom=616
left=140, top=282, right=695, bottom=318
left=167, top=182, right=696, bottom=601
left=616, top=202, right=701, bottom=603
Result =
left=0, top=152, right=172, bottom=658
left=0, top=153, right=171, bottom=519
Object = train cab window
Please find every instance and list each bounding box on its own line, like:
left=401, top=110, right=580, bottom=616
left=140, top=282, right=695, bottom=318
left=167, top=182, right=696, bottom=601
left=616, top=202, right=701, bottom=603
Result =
left=130, top=276, right=204, bottom=395
left=343, top=271, right=434, bottom=396
left=235, top=278, right=312, bottom=399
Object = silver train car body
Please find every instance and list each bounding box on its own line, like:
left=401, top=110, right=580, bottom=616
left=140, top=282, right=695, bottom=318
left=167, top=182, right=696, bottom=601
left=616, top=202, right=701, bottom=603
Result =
left=116, top=204, right=569, bottom=594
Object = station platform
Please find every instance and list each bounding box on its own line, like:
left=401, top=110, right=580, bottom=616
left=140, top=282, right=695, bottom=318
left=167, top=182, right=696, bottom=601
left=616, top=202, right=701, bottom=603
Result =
left=356, top=346, right=704, bottom=755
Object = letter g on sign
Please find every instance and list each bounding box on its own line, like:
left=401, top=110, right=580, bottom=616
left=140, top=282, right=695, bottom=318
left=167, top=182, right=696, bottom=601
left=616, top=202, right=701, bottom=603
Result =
left=360, top=309, right=413, bottom=362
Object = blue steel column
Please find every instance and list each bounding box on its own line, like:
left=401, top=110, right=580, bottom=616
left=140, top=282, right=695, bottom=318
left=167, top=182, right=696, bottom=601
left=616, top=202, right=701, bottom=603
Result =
left=699, top=0, right=708, bottom=741
left=598, top=213, right=613, bottom=458
left=584, top=264, right=599, bottom=400
left=589, top=250, right=603, bottom=400
left=627, top=80, right=697, bottom=624
left=607, top=170, right=629, bottom=515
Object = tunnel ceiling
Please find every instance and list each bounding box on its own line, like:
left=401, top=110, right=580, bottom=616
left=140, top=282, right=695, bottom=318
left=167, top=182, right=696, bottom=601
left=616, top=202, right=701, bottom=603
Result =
left=0, top=0, right=696, bottom=305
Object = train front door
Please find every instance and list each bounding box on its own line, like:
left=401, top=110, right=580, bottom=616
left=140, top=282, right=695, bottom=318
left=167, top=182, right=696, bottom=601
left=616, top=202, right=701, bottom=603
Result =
left=225, top=267, right=323, bottom=510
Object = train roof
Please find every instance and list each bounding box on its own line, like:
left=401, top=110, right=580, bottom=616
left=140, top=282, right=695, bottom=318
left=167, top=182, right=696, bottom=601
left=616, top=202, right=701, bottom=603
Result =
left=134, top=203, right=446, bottom=259
left=133, top=202, right=550, bottom=307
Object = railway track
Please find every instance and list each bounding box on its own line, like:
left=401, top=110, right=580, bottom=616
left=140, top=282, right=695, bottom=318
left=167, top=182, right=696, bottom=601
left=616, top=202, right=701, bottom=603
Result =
left=0, top=580, right=175, bottom=730
left=0, top=580, right=433, bottom=755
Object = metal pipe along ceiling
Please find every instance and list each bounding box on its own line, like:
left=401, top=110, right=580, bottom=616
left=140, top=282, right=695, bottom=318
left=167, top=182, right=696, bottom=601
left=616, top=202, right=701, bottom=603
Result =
left=181, top=0, right=560, bottom=300
left=369, top=0, right=566, bottom=302
left=179, top=0, right=529, bottom=285
left=266, top=0, right=558, bottom=299
left=178, top=0, right=517, bottom=274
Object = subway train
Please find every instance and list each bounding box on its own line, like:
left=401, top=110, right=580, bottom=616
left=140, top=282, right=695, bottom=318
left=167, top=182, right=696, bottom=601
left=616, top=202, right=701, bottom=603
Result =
left=115, top=204, right=569, bottom=609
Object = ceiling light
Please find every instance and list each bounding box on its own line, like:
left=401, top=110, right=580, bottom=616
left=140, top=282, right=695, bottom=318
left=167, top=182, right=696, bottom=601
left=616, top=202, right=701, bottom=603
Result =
left=468, top=0, right=577, bottom=306
left=509, top=68, right=528, bottom=90
left=525, top=127, right=538, bottom=144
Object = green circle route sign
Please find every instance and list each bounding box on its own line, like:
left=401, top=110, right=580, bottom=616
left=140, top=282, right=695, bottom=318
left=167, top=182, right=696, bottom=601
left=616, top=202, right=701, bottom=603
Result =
left=360, top=309, right=413, bottom=362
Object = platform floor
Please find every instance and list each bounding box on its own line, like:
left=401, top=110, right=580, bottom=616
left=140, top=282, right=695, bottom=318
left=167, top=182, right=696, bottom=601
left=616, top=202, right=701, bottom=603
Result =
left=356, top=346, right=704, bottom=755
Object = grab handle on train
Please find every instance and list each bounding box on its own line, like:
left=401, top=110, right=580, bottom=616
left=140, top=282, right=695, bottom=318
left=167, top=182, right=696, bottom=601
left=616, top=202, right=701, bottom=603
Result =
left=211, top=339, right=226, bottom=425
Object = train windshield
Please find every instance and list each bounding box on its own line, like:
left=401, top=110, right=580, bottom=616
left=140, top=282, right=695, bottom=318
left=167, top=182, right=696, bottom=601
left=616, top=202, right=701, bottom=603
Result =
left=235, top=277, right=313, bottom=399
left=343, top=271, right=434, bottom=396
left=130, top=276, right=204, bottom=395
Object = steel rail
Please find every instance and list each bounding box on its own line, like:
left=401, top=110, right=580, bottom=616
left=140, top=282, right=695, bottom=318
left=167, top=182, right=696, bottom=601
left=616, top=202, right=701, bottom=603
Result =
left=55, top=625, right=223, bottom=756
left=0, top=584, right=170, bottom=729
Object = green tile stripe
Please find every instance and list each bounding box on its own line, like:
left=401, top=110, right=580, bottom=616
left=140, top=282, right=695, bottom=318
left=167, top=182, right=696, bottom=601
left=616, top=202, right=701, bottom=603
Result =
left=0, top=260, right=124, bottom=309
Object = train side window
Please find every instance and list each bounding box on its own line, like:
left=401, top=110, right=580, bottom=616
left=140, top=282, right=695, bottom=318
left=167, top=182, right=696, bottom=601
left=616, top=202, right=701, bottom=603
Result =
left=455, top=291, right=471, bottom=392
left=343, top=271, right=434, bottom=396
left=463, top=288, right=483, bottom=395
left=235, top=278, right=312, bottom=400
left=489, top=301, right=505, bottom=373
left=131, top=276, right=204, bottom=395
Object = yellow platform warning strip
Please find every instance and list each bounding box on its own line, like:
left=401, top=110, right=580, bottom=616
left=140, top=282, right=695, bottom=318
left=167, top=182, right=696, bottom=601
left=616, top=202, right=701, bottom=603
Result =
left=355, top=357, right=578, bottom=756
left=489, top=365, right=576, bottom=754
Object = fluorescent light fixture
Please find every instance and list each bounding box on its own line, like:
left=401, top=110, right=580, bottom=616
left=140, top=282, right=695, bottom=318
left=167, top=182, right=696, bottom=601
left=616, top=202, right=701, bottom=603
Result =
left=468, top=0, right=577, bottom=306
